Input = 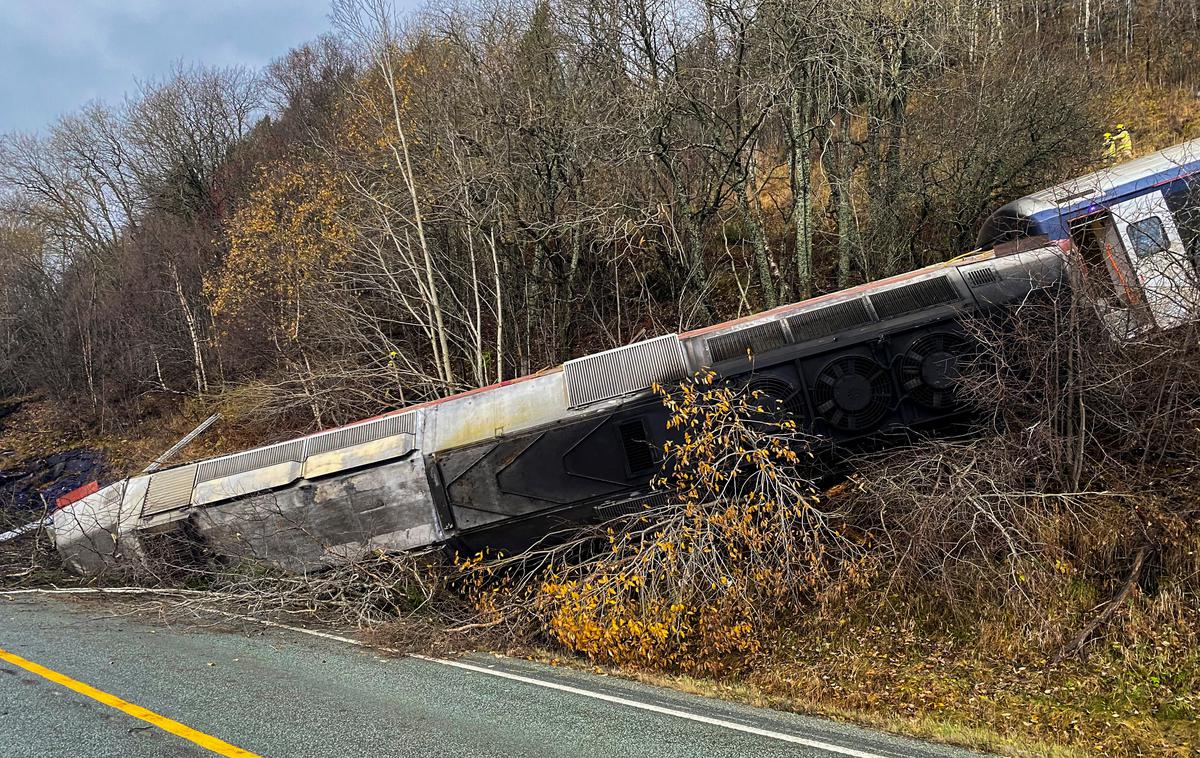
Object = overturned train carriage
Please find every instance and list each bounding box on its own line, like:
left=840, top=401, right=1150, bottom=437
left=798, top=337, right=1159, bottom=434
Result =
left=52, top=244, right=1065, bottom=574
left=53, top=137, right=1200, bottom=575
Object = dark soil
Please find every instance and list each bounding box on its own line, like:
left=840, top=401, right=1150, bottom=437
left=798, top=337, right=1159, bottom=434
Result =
left=0, top=399, right=108, bottom=515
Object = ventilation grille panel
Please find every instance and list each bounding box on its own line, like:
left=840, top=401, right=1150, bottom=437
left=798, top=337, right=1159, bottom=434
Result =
left=594, top=491, right=670, bottom=521
left=869, top=275, right=960, bottom=319
left=617, top=419, right=656, bottom=473
left=564, top=334, right=687, bottom=409
left=195, top=440, right=306, bottom=484
left=306, top=412, right=417, bottom=456
left=142, top=464, right=197, bottom=517
left=787, top=299, right=873, bottom=342
left=964, top=266, right=999, bottom=288
left=707, top=320, right=787, bottom=363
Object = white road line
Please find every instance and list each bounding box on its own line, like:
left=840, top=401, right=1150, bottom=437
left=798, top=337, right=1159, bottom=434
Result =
left=7, top=593, right=894, bottom=758
left=410, top=654, right=890, bottom=758
left=200, top=608, right=891, bottom=758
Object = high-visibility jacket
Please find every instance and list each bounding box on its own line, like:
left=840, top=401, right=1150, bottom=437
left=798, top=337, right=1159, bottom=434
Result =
left=1114, top=129, right=1133, bottom=157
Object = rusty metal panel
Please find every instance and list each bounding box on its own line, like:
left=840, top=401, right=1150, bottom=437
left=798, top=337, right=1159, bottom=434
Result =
left=429, top=372, right=569, bottom=454
left=303, top=435, right=417, bottom=480
left=141, top=464, right=197, bottom=517
left=563, top=334, right=687, bottom=409
left=306, top=412, right=417, bottom=456
left=193, top=454, right=441, bottom=572
left=192, top=462, right=305, bottom=507
left=195, top=440, right=306, bottom=484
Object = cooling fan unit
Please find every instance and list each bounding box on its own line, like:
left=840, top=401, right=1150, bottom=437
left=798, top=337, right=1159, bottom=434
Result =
left=812, top=355, right=893, bottom=431
left=743, top=376, right=806, bottom=421
left=899, top=333, right=970, bottom=410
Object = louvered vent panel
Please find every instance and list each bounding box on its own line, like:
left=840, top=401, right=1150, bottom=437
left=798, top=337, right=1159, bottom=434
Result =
left=594, top=491, right=670, bottom=521
left=869, top=276, right=960, bottom=319
left=306, top=412, right=418, bottom=456
left=964, top=266, right=999, bottom=288
left=195, top=440, right=306, bottom=484
left=706, top=320, right=787, bottom=363
left=564, top=334, right=687, bottom=409
left=617, top=419, right=656, bottom=473
left=141, top=464, right=197, bottom=517
left=787, top=299, right=873, bottom=342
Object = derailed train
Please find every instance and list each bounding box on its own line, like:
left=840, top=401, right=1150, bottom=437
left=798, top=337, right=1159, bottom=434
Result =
left=54, top=139, right=1200, bottom=574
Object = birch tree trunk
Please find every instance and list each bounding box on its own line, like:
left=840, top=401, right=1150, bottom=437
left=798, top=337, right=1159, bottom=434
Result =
left=823, top=113, right=859, bottom=289
left=169, top=261, right=208, bottom=394
left=738, top=151, right=777, bottom=309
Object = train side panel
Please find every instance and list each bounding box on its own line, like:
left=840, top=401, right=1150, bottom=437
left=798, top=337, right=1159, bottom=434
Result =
left=434, top=246, right=1067, bottom=554
left=51, top=243, right=1067, bottom=574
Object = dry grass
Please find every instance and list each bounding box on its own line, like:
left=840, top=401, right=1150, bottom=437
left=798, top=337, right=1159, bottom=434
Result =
left=513, top=643, right=1084, bottom=758
left=0, top=394, right=282, bottom=479
left=1106, top=77, right=1200, bottom=153
left=499, top=582, right=1196, bottom=756
left=0, top=396, right=87, bottom=472
left=758, top=602, right=1197, bottom=756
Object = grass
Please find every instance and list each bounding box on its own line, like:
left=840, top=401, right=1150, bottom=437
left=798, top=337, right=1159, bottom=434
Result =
left=752, top=611, right=1198, bottom=756
left=513, top=643, right=1082, bottom=758
left=493, top=579, right=1199, bottom=758
left=0, top=394, right=277, bottom=479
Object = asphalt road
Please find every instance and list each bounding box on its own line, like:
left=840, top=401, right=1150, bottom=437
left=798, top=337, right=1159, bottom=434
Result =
left=0, top=595, right=988, bottom=758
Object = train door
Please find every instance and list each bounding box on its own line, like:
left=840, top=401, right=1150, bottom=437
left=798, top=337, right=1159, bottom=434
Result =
left=1105, top=191, right=1200, bottom=329
left=1069, top=211, right=1147, bottom=337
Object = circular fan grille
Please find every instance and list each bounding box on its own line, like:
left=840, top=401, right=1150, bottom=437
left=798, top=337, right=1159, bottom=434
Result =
left=744, top=377, right=806, bottom=421
left=899, top=333, right=969, bottom=410
left=812, top=355, right=893, bottom=431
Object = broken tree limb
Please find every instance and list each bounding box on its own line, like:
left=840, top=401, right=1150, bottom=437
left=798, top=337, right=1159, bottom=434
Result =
left=0, top=519, right=49, bottom=543
left=142, top=413, right=220, bottom=473
left=1053, top=546, right=1149, bottom=663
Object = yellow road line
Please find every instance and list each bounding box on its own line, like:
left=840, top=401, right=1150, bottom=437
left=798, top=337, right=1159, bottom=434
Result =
left=0, top=645, right=259, bottom=757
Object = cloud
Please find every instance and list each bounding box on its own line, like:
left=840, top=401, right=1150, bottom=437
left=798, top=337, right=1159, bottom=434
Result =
left=0, top=0, right=334, bottom=133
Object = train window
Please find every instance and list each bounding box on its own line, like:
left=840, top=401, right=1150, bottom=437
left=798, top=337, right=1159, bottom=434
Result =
left=1127, top=217, right=1170, bottom=259
left=1165, top=182, right=1200, bottom=260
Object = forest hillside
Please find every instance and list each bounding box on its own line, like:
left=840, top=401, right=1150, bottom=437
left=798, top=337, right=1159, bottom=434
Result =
left=3, top=2, right=1200, bottom=755
left=1, top=0, right=1196, bottom=446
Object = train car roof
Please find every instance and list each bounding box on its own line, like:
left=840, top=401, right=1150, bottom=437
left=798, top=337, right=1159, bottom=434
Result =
left=979, top=138, right=1200, bottom=247
left=142, top=246, right=999, bottom=483
left=311, top=247, right=1009, bottom=427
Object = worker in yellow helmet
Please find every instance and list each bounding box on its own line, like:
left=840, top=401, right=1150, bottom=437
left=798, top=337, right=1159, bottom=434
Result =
left=1103, top=131, right=1116, bottom=160
left=1114, top=124, right=1133, bottom=158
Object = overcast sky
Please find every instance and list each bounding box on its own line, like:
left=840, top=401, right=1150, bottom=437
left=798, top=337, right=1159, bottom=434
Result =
left=0, top=1, right=340, bottom=134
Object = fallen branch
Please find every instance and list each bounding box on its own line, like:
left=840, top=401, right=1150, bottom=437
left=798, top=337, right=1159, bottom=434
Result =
left=0, top=518, right=49, bottom=543
left=0, top=586, right=240, bottom=599
left=1053, top=546, right=1149, bottom=663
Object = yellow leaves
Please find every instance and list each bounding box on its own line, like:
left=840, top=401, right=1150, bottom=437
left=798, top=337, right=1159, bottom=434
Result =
left=458, top=368, right=839, bottom=677
left=211, top=156, right=351, bottom=342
